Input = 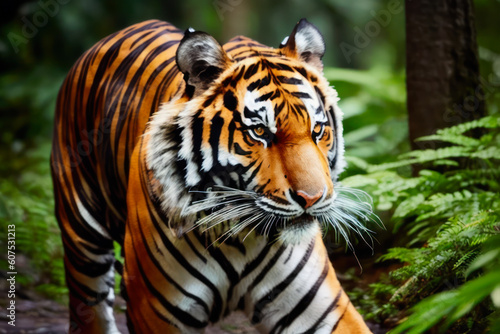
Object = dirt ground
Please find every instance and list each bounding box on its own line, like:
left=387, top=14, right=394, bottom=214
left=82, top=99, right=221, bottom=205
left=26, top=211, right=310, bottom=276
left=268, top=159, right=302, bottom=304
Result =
left=0, top=295, right=259, bottom=334
left=0, top=295, right=384, bottom=334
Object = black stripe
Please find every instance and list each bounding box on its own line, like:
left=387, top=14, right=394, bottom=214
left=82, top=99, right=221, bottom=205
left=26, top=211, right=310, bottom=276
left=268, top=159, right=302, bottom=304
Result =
left=184, top=234, right=208, bottom=264
left=268, top=62, right=294, bottom=72
left=209, top=112, right=224, bottom=168
left=330, top=299, right=348, bottom=333
left=191, top=110, right=205, bottom=170
left=225, top=42, right=254, bottom=53
left=65, top=270, right=110, bottom=307
left=234, top=142, right=251, bottom=156
left=223, top=91, right=238, bottom=111
left=59, top=224, right=114, bottom=277
left=278, top=76, right=303, bottom=85
left=203, top=94, right=217, bottom=108
left=255, top=92, right=273, bottom=102
left=227, top=121, right=236, bottom=152
left=292, top=92, right=311, bottom=99
left=244, top=162, right=262, bottom=187
left=274, top=101, right=285, bottom=117
left=231, top=66, right=246, bottom=87
left=131, top=243, right=208, bottom=328
left=294, top=66, right=308, bottom=78
left=247, top=74, right=271, bottom=92
left=283, top=247, right=294, bottom=264
left=260, top=202, right=297, bottom=214
left=244, top=63, right=260, bottom=79
left=327, top=106, right=339, bottom=172
left=151, top=303, right=179, bottom=329
left=243, top=106, right=266, bottom=120
left=205, top=244, right=239, bottom=315
left=223, top=237, right=247, bottom=255
left=314, top=86, right=326, bottom=105
left=251, top=240, right=315, bottom=324
left=255, top=178, right=271, bottom=193
left=135, top=211, right=210, bottom=316
left=270, top=257, right=330, bottom=334
left=240, top=243, right=273, bottom=279
left=136, top=151, right=224, bottom=323
left=248, top=245, right=287, bottom=292
left=301, top=290, right=342, bottom=334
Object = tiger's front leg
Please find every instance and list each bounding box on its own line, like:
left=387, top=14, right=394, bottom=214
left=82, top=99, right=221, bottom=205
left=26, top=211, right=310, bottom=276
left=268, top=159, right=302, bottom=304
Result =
left=52, top=183, right=121, bottom=333
left=244, top=231, right=371, bottom=334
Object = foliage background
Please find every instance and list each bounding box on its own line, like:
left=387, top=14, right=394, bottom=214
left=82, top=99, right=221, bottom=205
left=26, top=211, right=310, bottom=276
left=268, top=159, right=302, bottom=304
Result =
left=0, top=0, right=499, bottom=332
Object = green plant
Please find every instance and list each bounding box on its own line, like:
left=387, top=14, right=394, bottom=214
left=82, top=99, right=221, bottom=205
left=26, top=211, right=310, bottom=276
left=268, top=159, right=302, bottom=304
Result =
left=342, top=115, right=500, bottom=332
left=0, top=142, right=67, bottom=301
left=391, top=234, right=500, bottom=334
left=324, top=67, right=408, bottom=169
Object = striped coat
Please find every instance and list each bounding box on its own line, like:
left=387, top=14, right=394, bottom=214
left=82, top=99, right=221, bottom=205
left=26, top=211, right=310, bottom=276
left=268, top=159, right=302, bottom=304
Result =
left=51, top=19, right=373, bottom=333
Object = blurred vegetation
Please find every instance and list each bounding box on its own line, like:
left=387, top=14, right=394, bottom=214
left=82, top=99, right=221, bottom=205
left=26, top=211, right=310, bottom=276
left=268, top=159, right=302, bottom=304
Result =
left=1, top=0, right=499, bottom=332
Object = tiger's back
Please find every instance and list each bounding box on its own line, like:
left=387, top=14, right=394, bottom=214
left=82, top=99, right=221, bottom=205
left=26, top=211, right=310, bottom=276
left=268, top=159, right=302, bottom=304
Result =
left=51, top=19, right=373, bottom=334
left=52, top=20, right=183, bottom=245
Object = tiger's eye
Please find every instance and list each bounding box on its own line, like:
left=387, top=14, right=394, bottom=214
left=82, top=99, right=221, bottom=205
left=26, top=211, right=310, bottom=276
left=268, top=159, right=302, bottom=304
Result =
left=254, top=126, right=265, bottom=136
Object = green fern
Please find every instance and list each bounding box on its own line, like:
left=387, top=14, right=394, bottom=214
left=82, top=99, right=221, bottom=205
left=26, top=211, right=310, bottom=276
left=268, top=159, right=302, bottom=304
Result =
left=433, top=116, right=500, bottom=136
left=344, top=115, right=500, bottom=332
left=0, top=142, right=66, bottom=301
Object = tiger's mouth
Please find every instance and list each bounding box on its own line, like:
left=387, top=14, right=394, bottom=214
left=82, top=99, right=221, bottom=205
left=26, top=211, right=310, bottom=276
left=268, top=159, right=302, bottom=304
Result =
left=233, top=212, right=317, bottom=239
left=282, top=214, right=316, bottom=227
left=291, top=213, right=314, bottom=221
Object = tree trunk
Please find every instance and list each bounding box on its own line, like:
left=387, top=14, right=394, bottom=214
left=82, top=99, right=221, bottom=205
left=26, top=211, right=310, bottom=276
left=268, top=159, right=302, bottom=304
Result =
left=406, top=0, right=485, bottom=153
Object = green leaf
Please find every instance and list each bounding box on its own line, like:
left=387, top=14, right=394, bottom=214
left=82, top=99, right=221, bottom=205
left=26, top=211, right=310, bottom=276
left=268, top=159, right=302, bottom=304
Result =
left=492, top=285, right=500, bottom=308
left=466, top=249, right=500, bottom=276
left=344, top=124, right=379, bottom=146
left=391, top=270, right=500, bottom=333
left=416, top=133, right=482, bottom=147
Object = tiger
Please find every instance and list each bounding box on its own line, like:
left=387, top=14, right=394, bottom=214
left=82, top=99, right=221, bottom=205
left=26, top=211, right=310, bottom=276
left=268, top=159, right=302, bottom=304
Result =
left=51, top=18, right=375, bottom=333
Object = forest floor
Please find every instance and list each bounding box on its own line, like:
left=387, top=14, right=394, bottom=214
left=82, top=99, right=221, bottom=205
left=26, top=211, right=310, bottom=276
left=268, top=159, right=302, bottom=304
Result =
left=0, top=285, right=386, bottom=334
left=0, top=294, right=258, bottom=334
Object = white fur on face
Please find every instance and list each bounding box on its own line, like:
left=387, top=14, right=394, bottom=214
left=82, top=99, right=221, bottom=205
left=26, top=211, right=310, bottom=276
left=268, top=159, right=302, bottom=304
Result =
left=243, top=90, right=277, bottom=133
left=298, top=80, right=329, bottom=133
left=322, top=84, right=346, bottom=180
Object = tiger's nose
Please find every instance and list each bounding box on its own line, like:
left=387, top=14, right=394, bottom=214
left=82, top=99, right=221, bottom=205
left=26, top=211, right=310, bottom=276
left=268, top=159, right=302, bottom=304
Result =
left=290, top=189, right=324, bottom=209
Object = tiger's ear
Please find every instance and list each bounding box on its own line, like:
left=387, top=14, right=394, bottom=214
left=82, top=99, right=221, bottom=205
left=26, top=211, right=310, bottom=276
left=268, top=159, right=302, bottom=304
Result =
left=176, top=29, right=232, bottom=95
left=280, top=19, right=325, bottom=72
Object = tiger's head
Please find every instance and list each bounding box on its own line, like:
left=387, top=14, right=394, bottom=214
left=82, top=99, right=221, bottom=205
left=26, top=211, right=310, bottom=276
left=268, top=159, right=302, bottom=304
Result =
left=148, top=19, right=374, bottom=244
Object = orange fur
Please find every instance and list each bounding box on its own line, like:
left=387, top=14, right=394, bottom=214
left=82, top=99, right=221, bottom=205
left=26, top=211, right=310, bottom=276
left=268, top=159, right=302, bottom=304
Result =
left=52, top=20, right=372, bottom=333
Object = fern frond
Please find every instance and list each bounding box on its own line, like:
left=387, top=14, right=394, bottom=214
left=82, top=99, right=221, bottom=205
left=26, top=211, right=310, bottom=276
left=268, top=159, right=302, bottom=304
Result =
left=401, top=146, right=471, bottom=162
left=471, top=146, right=500, bottom=159
left=393, top=194, right=426, bottom=219
left=351, top=115, right=500, bottom=331
left=435, top=115, right=500, bottom=136
left=391, top=269, right=500, bottom=334
left=416, top=133, right=482, bottom=147
left=453, top=249, right=480, bottom=271
left=432, top=159, right=460, bottom=166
